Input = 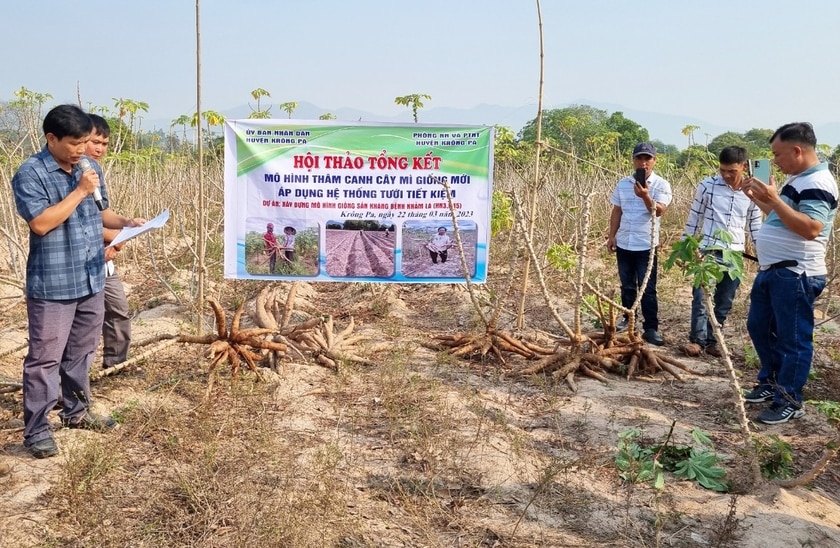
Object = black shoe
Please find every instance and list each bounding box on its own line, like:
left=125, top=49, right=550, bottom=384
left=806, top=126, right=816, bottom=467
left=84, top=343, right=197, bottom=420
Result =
left=616, top=318, right=629, bottom=332
left=757, top=402, right=805, bottom=425
left=743, top=385, right=774, bottom=403
left=642, top=329, right=664, bottom=346
left=61, top=413, right=118, bottom=432
left=28, top=437, right=59, bottom=459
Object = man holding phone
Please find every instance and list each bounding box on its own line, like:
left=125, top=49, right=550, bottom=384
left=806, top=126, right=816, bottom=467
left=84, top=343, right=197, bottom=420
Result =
left=607, top=142, right=673, bottom=346
left=742, top=122, right=838, bottom=425
left=681, top=146, right=762, bottom=357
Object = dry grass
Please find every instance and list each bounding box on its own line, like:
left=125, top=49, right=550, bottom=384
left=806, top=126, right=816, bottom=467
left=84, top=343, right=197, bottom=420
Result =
left=1, top=152, right=840, bottom=547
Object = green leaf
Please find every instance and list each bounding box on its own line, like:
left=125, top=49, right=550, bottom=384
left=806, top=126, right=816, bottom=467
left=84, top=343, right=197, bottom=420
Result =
left=653, top=468, right=665, bottom=490
left=691, top=428, right=713, bottom=447
left=673, top=451, right=729, bottom=492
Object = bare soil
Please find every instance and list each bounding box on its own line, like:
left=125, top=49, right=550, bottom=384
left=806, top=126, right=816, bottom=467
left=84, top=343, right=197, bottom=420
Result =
left=325, top=229, right=395, bottom=277
left=1, top=267, right=839, bottom=547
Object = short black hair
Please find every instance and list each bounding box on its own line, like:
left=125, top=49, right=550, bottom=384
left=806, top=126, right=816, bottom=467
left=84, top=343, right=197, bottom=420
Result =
left=43, top=104, right=92, bottom=140
left=771, top=122, right=817, bottom=148
left=719, top=146, right=747, bottom=165
left=89, top=113, right=111, bottom=138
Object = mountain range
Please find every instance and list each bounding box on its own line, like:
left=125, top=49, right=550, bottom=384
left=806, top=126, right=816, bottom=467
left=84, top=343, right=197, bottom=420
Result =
left=150, top=101, right=840, bottom=150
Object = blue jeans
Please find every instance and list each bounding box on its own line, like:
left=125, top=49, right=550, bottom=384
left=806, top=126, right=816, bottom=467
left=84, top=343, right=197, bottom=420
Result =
left=690, top=272, right=740, bottom=347
left=616, top=247, right=659, bottom=331
left=746, top=268, right=825, bottom=406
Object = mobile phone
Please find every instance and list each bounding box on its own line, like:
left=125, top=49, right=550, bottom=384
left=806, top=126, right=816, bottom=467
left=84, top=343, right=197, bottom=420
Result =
left=634, top=167, right=647, bottom=187
left=750, top=159, right=771, bottom=184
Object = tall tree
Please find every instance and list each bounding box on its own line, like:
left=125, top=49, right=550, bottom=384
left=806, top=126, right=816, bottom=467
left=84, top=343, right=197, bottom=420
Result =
left=394, top=93, right=432, bottom=123
left=248, top=87, right=272, bottom=119
left=604, top=111, right=649, bottom=156
left=279, top=101, right=298, bottom=119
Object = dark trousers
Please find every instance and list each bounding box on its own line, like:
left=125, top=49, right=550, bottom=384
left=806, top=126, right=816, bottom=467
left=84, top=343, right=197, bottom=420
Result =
left=430, top=250, right=448, bottom=263
left=616, top=247, right=659, bottom=331
left=23, top=292, right=105, bottom=446
left=103, top=273, right=131, bottom=366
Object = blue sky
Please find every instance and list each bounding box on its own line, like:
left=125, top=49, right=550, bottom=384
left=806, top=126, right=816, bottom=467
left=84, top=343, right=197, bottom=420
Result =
left=4, top=1, right=840, bottom=140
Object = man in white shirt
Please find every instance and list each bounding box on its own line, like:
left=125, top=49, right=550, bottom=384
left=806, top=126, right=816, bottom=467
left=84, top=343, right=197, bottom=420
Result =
left=607, top=142, right=673, bottom=346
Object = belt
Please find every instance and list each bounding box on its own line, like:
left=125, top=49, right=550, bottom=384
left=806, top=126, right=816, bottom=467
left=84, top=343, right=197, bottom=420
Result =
left=763, top=260, right=798, bottom=270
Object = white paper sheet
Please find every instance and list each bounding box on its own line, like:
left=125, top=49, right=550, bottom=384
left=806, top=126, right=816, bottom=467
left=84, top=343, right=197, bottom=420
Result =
left=107, top=209, right=170, bottom=248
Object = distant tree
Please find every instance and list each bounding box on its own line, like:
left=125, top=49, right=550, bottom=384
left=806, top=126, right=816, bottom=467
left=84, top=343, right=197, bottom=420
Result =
left=604, top=111, right=649, bottom=156
left=279, top=101, right=298, bottom=119
left=677, top=144, right=716, bottom=171
left=112, top=97, right=150, bottom=151
left=681, top=124, right=700, bottom=148
left=494, top=125, right=530, bottom=165
left=518, top=104, right=609, bottom=157
left=650, top=139, right=679, bottom=158
left=319, top=113, right=336, bottom=120
left=1, top=87, right=53, bottom=155
left=394, top=93, right=432, bottom=123
left=248, top=87, right=272, bottom=119
left=743, top=128, right=774, bottom=158
left=518, top=105, right=649, bottom=163
left=707, top=131, right=750, bottom=157
left=171, top=114, right=193, bottom=146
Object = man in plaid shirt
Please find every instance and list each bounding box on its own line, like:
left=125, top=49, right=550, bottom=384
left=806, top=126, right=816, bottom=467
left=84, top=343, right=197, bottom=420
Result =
left=12, top=105, right=144, bottom=458
left=681, top=146, right=762, bottom=357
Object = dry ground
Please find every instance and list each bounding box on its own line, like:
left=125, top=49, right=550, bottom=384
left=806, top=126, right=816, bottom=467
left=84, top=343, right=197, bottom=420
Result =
left=1, top=265, right=839, bottom=547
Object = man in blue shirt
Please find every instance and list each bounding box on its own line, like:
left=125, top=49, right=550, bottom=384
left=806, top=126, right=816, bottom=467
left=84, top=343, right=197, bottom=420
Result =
left=12, top=105, right=144, bottom=458
left=742, top=122, right=838, bottom=425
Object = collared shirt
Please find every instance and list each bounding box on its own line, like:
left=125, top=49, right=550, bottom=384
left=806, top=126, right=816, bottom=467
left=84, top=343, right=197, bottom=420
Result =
left=683, top=175, right=762, bottom=251
left=755, top=162, right=838, bottom=275
left=610, top=172, right=673, bottom=251
left=12, top=148, right=107, bottom=300
left=429, top=233, right=451, bottom=252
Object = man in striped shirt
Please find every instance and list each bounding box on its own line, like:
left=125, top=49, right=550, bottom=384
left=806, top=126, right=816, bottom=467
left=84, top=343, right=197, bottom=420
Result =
left=681, top=146, right=762, bottom=357
left=742, top=123, right=838, bottom=425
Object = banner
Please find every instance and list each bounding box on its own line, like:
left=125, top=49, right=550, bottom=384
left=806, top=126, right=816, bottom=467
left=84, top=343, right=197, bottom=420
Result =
left=223, top=120, right=494, bottom=283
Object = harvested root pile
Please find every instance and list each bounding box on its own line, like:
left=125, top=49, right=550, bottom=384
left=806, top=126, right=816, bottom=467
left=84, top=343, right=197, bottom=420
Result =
left=253, top=283, right=372, bottom=370
left=179, top=297, right=286, bottom=395
left=434, top=308, right=700, bottom=390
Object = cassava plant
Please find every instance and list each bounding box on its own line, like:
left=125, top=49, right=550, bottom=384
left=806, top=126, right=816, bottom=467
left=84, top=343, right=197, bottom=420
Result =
left=664, top=230, right=762, bottom=486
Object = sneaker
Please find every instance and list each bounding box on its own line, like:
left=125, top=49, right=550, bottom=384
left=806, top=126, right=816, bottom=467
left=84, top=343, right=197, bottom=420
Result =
left=683, top=342, right=703, bottom=357
left=61, top=413, right=118, bottom=432
left=28, top=437, right=59, bottom=459
left=757, top=402, right=805, bottom=425
left=705, top=344, right=722, bottom=357
left=642, top=329, right=665, bottom=346
left=743, top=385, right=774, bottom=403
left=616, top=318, right=629, bottom=332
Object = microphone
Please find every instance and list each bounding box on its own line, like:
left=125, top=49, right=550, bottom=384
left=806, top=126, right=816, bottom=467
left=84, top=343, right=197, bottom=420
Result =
left=78, top=157, right=104, bottom=211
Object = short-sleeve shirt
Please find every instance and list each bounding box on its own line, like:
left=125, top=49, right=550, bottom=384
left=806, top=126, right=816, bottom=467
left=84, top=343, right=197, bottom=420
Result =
left=754, top=162, right=838, bottom=275
left=12, top=148, right=106, bottom=300
left=610, top=172, right=673, bottom=250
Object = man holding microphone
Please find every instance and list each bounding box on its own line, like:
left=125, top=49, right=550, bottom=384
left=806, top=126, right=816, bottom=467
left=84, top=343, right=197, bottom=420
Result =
left=12, top=104, right=144, bottom=458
